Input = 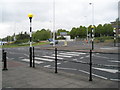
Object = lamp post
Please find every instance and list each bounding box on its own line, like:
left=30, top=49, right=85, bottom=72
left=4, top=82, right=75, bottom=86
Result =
left=53, top=0, right=55, bottom=47
left=28, top=13, right=33, bottom=67
left=89, top=3, right=94, bottom=50
left=113, top=28, right=116, bottom=47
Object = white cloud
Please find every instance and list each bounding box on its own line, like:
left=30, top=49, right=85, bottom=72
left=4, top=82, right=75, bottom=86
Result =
left=0, top=0, right=119, bottom=38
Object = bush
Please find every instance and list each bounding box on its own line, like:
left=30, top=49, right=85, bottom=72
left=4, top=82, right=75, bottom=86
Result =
left=95, top=36, right=113, bottom=42
left=14, top=39, right=29, bottom=44
left=57, top=36, right=66, bottom=40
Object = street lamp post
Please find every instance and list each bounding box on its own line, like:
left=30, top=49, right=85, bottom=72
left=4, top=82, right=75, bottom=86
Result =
left=89, top=3, right=94, bottom=50
left=53, top=0, right=55, bottom=47
left=113, top=28, right=116, bottom=47
left=28, top=13, right=33, bottom=67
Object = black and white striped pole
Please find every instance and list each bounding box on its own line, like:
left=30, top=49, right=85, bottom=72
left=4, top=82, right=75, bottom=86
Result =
left=113, top=28, right=116, bottom=47
left=91, top=25, right=94, bottom=50
left=28, top=13, right=33, bottom=67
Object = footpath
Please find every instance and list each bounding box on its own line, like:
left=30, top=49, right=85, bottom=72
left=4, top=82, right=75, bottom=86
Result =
left=2, top=59, right=119, bottom=89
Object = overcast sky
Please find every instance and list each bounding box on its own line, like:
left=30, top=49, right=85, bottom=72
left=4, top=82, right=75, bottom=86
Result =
left=0, top=0, right=119, bottom=38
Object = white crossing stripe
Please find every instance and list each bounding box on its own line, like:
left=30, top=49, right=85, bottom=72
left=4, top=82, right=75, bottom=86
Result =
left=92, top=67, right=118, bottom=73
left=42, top=56, right=63, bottom=60
left=52, top=54, right=72, bottom=58
left=80, top=57, right=84, bottom=59
left=21, top=59, right=43, bottom=64
left=66, top=52, right=86, bottom=54
left=35, top=57, right=54, bottom=62
left=44, top=65, right=51, bottom=67
left=108, top=60, right=120, bottom=63
left=59, top=53, right=79, bottom=56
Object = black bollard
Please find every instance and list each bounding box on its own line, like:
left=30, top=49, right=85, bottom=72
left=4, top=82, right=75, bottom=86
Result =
left=2, top=49, right=4, bottom=62
left=55, top=48, right=57, bottom=73
left=89, top=49, right=92, bottom=81
left=33, top=47, right=35, bottom=68
left=29, top=47, right=32, bottom=67
left=2, top=52, right=8, bottom=71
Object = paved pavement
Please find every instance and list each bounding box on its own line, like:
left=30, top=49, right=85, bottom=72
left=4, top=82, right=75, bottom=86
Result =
left=2, top=59, right=119, bottom=88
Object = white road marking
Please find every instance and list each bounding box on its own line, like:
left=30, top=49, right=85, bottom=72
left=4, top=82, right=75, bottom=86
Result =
left=108, top=60, right=120, bottom=63
left=7, top=57, right=8, bottom=59
left=78, top=69, right=107, bottom=80
left=24, top=54, right=29, bottom=57
left=86, top=55, right=89, bottom=57
left=59, top=53, right=79, bottom=56
left=19, top=57, right=24, bottom=58
left=92, top=67, right=118, bottom=73
left=80, top=57, right=84, bottom=59
left=42, top=56, right=63, bottom=60
left=21, top=59, right=43, bottom=64
left=66, top=52, right=86, bottom=55
left=105, top=65, right=118, bottom=67
left=35, top=57, right=54, bottom=62
left=47, top=66, right=77, bottom=71
left=52, top=54, right=72, bottom=58
left=44, top=65, right=51, bottom=67
left=57, top=63, right=61, bottom=65
left=110, top=79, right=120, bottom=81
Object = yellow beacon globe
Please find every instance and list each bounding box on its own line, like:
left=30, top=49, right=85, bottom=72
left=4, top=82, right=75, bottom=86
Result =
left=28, top=13, right=33, bottom=18
left=91, top=25, right=94, bottom=28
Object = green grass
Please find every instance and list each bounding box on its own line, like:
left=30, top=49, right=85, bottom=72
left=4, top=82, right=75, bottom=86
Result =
left=1, top=42, right=50, bottom=48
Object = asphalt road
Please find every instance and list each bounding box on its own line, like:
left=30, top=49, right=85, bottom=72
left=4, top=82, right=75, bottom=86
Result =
left=3, top=43, right=119, bottom=82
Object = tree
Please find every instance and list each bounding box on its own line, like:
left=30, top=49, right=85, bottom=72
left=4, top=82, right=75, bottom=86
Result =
left=33, top=29, right=51, bottom=42
left=95, top=24, right=103, bottom=37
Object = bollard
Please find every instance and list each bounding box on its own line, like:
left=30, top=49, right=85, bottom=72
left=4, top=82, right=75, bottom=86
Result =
left=29, top=47, right=32, bottom=67
left=2, top=49, right=4, bottom=62
left=33, top=47, right=35, bottom=68
left=55, top=48, right=58, bottom=73
left=2, top=52, right=8, bottom=71
left=89, top=49, right=92, bottom=81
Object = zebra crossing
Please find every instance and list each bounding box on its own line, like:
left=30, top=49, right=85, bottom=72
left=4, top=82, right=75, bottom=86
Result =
left=21, top=51, right=87, bottom=64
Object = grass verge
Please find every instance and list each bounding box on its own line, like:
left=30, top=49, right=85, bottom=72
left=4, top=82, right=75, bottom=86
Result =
left=1, top=42, right=50, bottom=48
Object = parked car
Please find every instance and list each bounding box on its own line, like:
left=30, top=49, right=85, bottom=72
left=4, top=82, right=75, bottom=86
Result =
left=48, top=39, right=58, bottom=45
